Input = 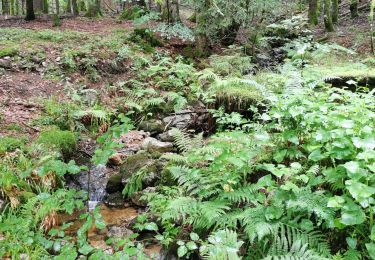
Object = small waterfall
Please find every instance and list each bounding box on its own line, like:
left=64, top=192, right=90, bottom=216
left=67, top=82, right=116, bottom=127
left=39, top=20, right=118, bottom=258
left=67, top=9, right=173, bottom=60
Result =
left=87, top=164, right=108, bottom=211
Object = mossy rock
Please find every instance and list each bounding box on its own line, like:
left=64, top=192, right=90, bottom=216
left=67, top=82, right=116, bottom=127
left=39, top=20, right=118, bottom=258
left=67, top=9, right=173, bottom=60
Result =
left=138, top=119, right=165, bottom=135
left=106, top=174, right=124, bottom=193
left=120, top=151, right=154, bottom=176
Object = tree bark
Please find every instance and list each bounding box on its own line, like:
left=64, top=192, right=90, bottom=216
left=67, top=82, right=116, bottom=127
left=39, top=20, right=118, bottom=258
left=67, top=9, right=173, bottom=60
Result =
left=324, top=0, right=334, bottom=32
left=25, top=0, right=35, bottom=20
left=196, top=0, right=210, bottom=55
left=350, top=0, right=358, bottom=18
left=308, top=0, right=318, bottom=25
left=42, top=0, right=48, bottom=13
left=332, top=0, right=339, bottom=24
left=71, top=0, right=78, bottom=15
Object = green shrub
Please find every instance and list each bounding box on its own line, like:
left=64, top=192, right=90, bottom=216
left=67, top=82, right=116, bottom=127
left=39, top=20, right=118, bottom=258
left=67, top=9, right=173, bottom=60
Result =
left=129, top=28, right=163, bottom=52
left=119, top=5, right=146, bottom=20
left=0, top=46, right=18, bottom=58
left=37, top=129, right=77, bottom=157
left=0, top=136, right=26, bottom=154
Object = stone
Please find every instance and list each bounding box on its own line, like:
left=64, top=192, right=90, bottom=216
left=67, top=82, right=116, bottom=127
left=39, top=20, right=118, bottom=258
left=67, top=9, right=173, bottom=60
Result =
left=107, top=225, right=134, bottom=238
left=108, top=153, right=123, bottom=166
left=130, top=187, right=156, bottom=207
left=103, top=192, right=125, bottom=207
left=141, top=137, right=173, bottom=154
left=0, top=59, right=12, bottom=69
left=120, top=151, right=154, bottom=177
left=31, top=55, right=44, bottom=64
left=157, top=129, right=175, bottom=142
left=138, top=119, right=165, bottom=135
left=162, top=110, right=193, bottom=130
left=106, top=174, right=124, bottom=193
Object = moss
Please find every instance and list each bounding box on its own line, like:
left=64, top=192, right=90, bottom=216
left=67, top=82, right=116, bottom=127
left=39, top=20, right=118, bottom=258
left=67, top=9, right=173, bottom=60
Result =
left=37, top=128, right=77, bottom=157
left=0, top=46, right=18, bottom=58
left=0, top=136, right=26, bottom=154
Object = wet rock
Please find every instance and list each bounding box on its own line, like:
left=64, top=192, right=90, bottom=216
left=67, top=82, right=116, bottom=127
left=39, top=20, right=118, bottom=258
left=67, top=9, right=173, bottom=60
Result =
left=157, top=129, right=175, bottom=142
left=120, top=151, right=154, bottom=178
left=130, top=187, right=156, bottom=207
left=162, top=110, right=193, bottom=130
left=106, top=174, right=124, bottom=193
left=103, top=192, right=125, bottom=207
left=138, top=119, right=165, bottom=135
left=108, top=153, right=123, bottom=166
left=141, top=137, right=173, bottom=153
left=31, top=55, right=44, bottom=64
left=107, top=225, right=134, bottom=238
left=0, top=59, right=12, bottom=69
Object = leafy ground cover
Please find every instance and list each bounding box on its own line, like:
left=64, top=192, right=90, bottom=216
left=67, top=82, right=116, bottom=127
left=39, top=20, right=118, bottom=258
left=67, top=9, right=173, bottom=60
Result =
left=0, top=13, right=375, bottom=260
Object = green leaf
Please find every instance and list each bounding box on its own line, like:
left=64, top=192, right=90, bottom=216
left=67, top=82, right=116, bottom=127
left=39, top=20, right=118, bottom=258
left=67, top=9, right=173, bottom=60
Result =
left=346, top=180, right=375, bottom=201
left=186, top=241, right=198, bottom=250
left=346, top=237, right=357, bottom=249
left=327, top=196, right=345, bottom=208
left=190, top=232, right=199, bottom=241
left=308, top=149, right=326, bottom=162
left=366, top=243, right=375, bottom=259
left=340, top=203, right=366, bottom=225
left=178, top=245, right=188, bottom=257
left=371, top=226, right=375, bottom=241
left=78, top=244, right=94, bottom=255
left=144, top=222, right=158, bottom=231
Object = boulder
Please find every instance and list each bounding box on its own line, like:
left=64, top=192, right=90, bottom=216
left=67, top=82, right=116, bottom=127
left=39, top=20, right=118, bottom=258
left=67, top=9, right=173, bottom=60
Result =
left=130, top=187, right=156, bottom=207
left=103, top=192, right=125, bottom=207
left=141, top=137, right=173, bottom=154
left=107, top=225, right=134, bottom=238
left=120, top=151, right=154, bottom=177
left=106, top=174, right=124, bottom=193
left=139, top=119, right=165, bottom=135
left=0, top=59, right=12, bottom=69
left=162, top=110, right=192, bottom=130
left=157, top=129, right=175, bottom=142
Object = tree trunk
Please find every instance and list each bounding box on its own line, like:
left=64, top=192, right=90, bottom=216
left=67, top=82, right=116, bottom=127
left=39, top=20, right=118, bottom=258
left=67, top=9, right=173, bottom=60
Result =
left=71, top=0, right=78, bottom=15
left=25, top=0, right=35, bottom=20
left=3, top=0, right=10, bottom=15
left=332, top=0, right=338, bottom=24
left=171, top=0, right=180, bottom=22
left=55, top=0, right=59, bottom=14
left=324, top=0, right=334, bottom=32
left=196, top=0, right=210, bottom=55
left=66, top=0, right=71, bottom=13
left=10, top=0, right=15, bottom=15
left=350, top=0, right=358, bottom=18
left=308, top=0, right=318, bottom=25
left=42, top=0, right=48, bottom=13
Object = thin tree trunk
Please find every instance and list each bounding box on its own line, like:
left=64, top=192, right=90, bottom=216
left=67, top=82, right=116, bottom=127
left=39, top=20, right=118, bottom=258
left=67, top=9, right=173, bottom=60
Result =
left=308, top=0, right=318, bottom=25
left=25, top=0, right=35, bottom=20
left=324, top=0, right=334, bottom=32
left=10, top=0, right=15, bottom=15
left=55, top=0, right=59, bottom=14
left=42, top=0, right=48, bottom=13
left=332, top=0, right=338, bottom=24
left=171, top=0, right=180, bottom=22
left=350, top=0, right=358, bottom=18
left=196, top=0, right=210, bottom=55
left=71, top=0, right=78, bottom=15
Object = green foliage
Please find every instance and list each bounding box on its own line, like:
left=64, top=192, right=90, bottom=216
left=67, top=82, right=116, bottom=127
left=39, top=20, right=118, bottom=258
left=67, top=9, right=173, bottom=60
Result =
left=0, top=136, right=26, bottom=155
left=0, top=46, right=18, bottom=58
left=37, top=128, right=77, bottom=157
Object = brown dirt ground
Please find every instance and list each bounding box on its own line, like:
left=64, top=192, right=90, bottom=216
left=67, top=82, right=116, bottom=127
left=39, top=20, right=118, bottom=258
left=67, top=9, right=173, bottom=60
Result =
left=314, top=6, right=372, bottom=54
left=0, top=16, right=134, bottom=34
